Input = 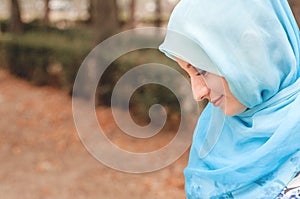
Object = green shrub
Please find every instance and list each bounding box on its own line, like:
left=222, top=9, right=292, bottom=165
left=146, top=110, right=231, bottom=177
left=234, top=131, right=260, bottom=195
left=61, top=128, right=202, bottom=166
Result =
left=97, top=49, right=183, bottom=123
left=0, top=25, right=189, bottom=123
left=0, top=19, right=9, bottom=33
left=0, top=27, right=92, bottom=89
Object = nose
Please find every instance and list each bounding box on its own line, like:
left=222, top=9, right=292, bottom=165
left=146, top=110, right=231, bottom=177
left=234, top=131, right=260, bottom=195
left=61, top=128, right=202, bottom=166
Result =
left=191, top=76, right=210, bottom=101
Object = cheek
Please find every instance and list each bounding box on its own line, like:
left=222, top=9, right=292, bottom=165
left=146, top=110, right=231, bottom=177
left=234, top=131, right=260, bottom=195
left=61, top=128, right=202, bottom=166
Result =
left=217, top=77, right=247, bottom=115
left=190, top=77, right=204, bottom=93
left=205, top=75, right=226, bottom=94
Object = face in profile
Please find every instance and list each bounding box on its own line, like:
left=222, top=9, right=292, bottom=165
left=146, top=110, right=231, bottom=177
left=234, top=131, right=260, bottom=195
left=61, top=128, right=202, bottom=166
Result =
left=175, top=58, right=247, bottom=116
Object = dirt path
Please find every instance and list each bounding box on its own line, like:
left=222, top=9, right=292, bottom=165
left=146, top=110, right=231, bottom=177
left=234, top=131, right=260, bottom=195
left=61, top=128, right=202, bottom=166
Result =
left=0, top=69, right=189, bottom=199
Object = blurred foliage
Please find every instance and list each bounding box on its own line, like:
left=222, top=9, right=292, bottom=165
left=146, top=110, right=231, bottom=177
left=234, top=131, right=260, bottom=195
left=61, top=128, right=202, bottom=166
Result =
left=0, top=21, right=186, bottom=123
left=0, top=21, right=92, bottom=90
left=0, top=19, right=9, bottom=33
left=98, top=49, right=182, bottom=124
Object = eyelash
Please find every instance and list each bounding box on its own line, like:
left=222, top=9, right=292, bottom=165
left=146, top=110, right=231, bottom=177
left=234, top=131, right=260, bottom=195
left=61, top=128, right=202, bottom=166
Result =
left=196, top=69, right=207, bottom=76
left=186, top=64, right=207, bottom=77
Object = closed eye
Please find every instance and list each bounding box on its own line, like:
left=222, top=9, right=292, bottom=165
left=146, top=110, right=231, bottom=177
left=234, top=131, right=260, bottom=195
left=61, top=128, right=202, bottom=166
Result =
left=195, top=68, right=207, bottom=76
left=186, top=63, right=207, bottom=76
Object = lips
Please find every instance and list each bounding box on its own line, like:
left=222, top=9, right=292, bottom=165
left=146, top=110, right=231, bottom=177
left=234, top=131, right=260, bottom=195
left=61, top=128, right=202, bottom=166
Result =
left=211, top=95, right=224, bottom=106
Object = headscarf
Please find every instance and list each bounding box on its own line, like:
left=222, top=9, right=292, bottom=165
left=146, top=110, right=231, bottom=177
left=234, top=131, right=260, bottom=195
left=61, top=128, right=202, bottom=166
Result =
left=159, top=0, right=300, bottom=198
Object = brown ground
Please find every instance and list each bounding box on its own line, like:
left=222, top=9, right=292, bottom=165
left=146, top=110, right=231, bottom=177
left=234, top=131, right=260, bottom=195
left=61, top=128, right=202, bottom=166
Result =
left=0, top=69, right=189, bottom=199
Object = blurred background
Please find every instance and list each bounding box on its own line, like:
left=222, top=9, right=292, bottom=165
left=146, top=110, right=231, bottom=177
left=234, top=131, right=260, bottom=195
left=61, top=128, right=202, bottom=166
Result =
left=0, top=0, right=299, bottom=199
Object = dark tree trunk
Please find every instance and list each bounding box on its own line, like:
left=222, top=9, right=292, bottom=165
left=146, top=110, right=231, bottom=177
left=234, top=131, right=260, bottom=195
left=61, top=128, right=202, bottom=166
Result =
left=129, top=0, right=136, bottom=28
left=92, top=0, right=119, bottom=44
left=9, top=0, right=23, bottom=33
left=43, top=0, right=50, bottom=24
left=154, top=0, right=162, bottom=27
left=82, top=0, right=119, bottom=102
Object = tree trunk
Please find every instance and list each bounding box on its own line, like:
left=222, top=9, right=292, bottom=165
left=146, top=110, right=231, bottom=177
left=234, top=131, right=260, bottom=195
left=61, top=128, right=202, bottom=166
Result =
left=92, top=0, right=119, bottom=44
left=154, top=0, right=162, bottom=27
left=82, top=0, right=119, bottom=102
left=9, top=0, right=23, bottom=33
left=43, top=0, right=50, bottom=24
left=129, top=0, right=136, bottom=28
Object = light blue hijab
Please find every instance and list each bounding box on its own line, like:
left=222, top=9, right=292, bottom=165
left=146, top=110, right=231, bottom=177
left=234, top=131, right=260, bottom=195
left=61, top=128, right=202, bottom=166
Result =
left=160, top=0, right=300, bottom=198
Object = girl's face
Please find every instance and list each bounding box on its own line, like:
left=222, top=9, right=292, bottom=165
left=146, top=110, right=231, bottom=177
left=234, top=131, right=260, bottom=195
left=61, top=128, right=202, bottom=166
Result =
left=175, top=58, right=247, bottom=116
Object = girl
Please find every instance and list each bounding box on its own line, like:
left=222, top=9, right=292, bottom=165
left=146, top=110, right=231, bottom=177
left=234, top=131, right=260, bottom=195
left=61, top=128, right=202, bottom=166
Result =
left=159, top=0, right=300, bottom=198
